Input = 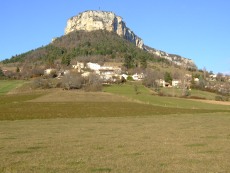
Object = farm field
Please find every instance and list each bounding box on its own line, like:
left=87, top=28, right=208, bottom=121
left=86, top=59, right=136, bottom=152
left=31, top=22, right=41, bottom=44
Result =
left=0, top=80, right=27, bottom=95
left=0, top=81, right=230, bottom=172
left=1, top=113, right=230, bottom=172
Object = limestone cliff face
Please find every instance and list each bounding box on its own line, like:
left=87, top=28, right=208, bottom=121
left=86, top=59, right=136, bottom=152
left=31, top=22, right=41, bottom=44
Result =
left=65, top=10, right=143, bottom=49
left=64, top=10, right=196, bottom=69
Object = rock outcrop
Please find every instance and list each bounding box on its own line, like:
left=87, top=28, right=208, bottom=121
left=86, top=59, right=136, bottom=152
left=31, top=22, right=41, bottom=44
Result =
left=65, top=10, right=196, bottom=69
left=65, top=10, right=143, bottom=49
left=144, top=46, right=197, bottom=69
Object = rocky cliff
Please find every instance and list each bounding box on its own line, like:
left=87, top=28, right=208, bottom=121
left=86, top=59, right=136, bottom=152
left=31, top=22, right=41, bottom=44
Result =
left=65, top=10, right=196, bottom=69
left=65, top=10, right=143, bottom=49
left=144, top=46, right=197, bottom=69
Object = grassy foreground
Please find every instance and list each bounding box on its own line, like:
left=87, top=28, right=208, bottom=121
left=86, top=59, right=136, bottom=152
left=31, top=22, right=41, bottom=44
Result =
left=1, top=114, right=230, bottom=172
left=0, top=81, right=230, bottom=172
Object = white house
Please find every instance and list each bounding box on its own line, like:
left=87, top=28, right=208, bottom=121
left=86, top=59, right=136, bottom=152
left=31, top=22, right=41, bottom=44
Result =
left=72, top=62, right=85, bottom=72
left=156, top=79, right=167, bottom=87
left=86, top=62, right=101, bottom=71
left=194, top=78, right=199, bottom=82
left=99, top=66, right=121, bottom=82
left=132, top=73, right=139, bottom=81
left=44, top=68, right=56, bottom=75
left=172, top=80, right=182, bottom=87
left=81, top=72, right=90, bottom=77
left=132, top=73, right=144, bottom=81
left=121, top=74, right=128, bottom=80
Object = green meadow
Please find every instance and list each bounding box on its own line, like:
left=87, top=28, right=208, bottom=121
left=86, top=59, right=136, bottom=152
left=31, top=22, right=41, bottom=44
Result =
left=0, top=80, right=27, bottom=95
left=0, top=81, right=230, bottom=172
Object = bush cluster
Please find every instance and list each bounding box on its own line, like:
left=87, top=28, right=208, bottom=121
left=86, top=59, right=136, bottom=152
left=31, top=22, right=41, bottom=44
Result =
left=215, top=95, right=229, bottom=101
left=32, top=73, right=102, bottom=92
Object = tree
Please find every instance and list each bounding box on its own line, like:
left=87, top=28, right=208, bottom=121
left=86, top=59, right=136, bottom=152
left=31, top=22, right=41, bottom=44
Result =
left=62, top=73, right=83, bottom=90
left=0, top=68, right=5, bottom=77
left=16, top=66, right=20, bottom=73
left=164, top=72, right=172, bottom=84
left=140, top=56, right=147, bottom=69
left=84, top=73, right=102, bottom=92
left=198, top=75, right=206, bottom=89
left=142, top=68, right=163, bottom=88
left=216, top=73, right=224, bottom=82
left=61, top=55, right=71, bottom=66
left=124, top=53, right=134, bottom=69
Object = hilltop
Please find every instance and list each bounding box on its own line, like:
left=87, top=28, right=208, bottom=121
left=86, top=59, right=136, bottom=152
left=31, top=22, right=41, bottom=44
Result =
left=64, top=10, right=196, bottom=69
left=1, top=10, right=196, bottom=70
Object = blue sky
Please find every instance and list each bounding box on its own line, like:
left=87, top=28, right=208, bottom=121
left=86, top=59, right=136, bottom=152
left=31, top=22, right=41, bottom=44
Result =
left=1, top=0, right=229, bottom=74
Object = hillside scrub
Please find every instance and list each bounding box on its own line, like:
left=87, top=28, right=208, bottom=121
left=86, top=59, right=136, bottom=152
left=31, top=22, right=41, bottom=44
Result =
left=1, top=30, right=166, bottom=69
left=32, top=72, right=102, bottom=92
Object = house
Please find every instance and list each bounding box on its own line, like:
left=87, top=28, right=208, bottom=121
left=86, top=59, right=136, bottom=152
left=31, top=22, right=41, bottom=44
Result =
left=209, top=74, right=217, bottom=81
left=132, top=73, right=139, bottom=81
left=72, top=62, right=85, bottom=72
left=44, top=68, right=56, bottom=75
left=121, top=74, right=128, bottom=80
left=172, top=80, right=182, bottom=87
left=156, top=79, right=167, bottom=87
left=86, top=62, right=101, bottom=71
left=132, top=73, right=144, bottom=81
left=194, top=78, right=199, bottom=82
left=57, top=70, right=70, bottom=78
left=81, top=72, right=90, bottom=77
left=99, top=66, right=121, bottom=82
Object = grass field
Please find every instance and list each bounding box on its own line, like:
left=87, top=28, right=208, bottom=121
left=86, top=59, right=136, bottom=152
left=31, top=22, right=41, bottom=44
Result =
left=160, top=87, right=219, bottom=100
left=0, top=80, right=27, bottom=95
left=103, top=83, right=230, bottom=110
left=1, top=114, right=230, bottom=172
left=0, top=80, right=230, bottom=172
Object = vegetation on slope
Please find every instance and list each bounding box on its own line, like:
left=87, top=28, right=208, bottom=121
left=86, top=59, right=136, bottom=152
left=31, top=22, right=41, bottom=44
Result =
left=2, top=30, right=166, bottom=68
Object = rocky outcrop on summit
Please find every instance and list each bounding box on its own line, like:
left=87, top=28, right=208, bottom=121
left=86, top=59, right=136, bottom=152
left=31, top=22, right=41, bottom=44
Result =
left=65, top=10, right=196, bottom=69
left=65, top=10, right=143, bottom=49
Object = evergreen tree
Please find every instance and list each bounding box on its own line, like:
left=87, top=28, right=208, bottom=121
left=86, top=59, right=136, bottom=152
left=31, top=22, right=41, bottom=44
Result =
left=61, top=55, right=71, bottom=66
left=124, top=53, right=134, bottom=69
left=0, top=68, right=5, bottom=77
left=164, top=72, right=172, bottom=84
left=16, top=66, right=20, bottom=73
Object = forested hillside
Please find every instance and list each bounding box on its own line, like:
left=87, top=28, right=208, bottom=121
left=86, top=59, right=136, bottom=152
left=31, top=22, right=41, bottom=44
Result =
left=2, top=30, right=167, bottom=68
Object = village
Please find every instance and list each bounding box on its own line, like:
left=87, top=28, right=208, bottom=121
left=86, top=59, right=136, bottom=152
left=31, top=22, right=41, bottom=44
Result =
left=1, top=60, right=229, bottom=95
left=43, top=61, right=230, bottom=92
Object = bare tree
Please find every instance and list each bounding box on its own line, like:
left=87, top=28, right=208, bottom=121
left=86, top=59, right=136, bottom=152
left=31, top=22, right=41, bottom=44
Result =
left=62, top=72, right=84, bottom=90
left=142, top=68, right=163, bottom=88
left=84, top=73, right=102, bottom=92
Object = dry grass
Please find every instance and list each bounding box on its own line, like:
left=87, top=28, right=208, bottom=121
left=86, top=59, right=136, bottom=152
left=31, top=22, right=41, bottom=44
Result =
left=1, top=82, right=230, bottom=172
left=29, top=89, right=131, bottom=103
left=0, top=89, right=226, bottom=121
left=1, top=113, right=230, bottom=172
left=189, top=99, right=230, bottom=106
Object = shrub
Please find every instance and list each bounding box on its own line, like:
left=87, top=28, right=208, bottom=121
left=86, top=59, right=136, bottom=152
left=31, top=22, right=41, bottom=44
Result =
left=189, top=96, right=206, bottom=100
left=127, top=76, right=134, bottom=81
left=215, top=95, right=229, bottom=101
left=215, top=95, right=224, bottom=101
left=32, top=78, right=54, bottom=89
left=84, top=73, right=102, bottom=92
left=62, top=73, right=83, bottom=90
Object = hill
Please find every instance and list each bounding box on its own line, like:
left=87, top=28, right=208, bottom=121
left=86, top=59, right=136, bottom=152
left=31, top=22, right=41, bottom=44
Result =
left=1, top=10, right=196, bottom=71
left=1, top=30, right=167, bottom=68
